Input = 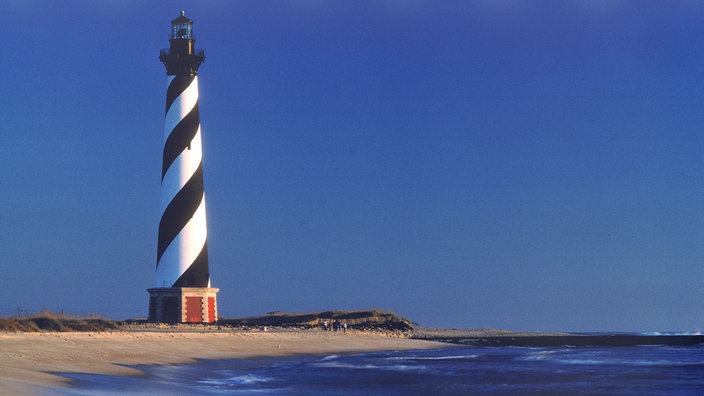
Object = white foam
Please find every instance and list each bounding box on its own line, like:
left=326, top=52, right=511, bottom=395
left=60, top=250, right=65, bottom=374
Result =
left=520, top=350, right=560, bottom=361
left=641, top=331, right=703, bottom=336
left=386, top=354, right=479, bottom=361
left=227, top=374, right=274, bottom=385
left=313, top=361, right=428, bottom=372
left=197, top=373, right=273, bottom=390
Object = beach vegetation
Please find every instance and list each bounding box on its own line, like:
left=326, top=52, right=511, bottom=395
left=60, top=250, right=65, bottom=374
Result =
left=0, top=311, right=119, bottom=332
left=218, top=309, right=413, bottom=331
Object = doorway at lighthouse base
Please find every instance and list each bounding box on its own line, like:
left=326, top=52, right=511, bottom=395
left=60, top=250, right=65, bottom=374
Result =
left=147, top=287, right=219, bottom=323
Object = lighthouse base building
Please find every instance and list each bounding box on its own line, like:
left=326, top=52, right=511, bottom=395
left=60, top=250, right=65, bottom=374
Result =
left=148, top=287, right=219, bottom=323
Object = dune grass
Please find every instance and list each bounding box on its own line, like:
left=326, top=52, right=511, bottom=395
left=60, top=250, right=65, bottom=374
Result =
left=0, top=311, right=118, bottom=332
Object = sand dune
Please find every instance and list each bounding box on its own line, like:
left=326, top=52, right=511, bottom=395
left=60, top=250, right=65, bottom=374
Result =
left=0, top=329, right=447, bottom=394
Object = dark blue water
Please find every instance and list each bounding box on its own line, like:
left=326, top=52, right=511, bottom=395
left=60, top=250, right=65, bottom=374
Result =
left=47, top=345, right=704, bottom=395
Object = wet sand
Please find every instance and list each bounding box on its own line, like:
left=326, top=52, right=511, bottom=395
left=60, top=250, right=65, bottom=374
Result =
left=0, top=330, right=448, bottom=395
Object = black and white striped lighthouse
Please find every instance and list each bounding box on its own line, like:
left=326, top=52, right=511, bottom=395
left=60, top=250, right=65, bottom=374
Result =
left=148, top=12, right=218, bottom=323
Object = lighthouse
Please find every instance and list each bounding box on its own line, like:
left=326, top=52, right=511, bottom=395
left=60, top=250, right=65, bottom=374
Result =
left=148, top=12, right=218, bottom=323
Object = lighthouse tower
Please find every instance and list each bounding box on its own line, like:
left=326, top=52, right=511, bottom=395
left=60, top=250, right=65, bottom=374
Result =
left=148, top=12, right=218, bottom=323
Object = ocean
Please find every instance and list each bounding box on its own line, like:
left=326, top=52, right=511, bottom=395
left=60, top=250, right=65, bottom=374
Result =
left=47, top=344, right=703, bottom=395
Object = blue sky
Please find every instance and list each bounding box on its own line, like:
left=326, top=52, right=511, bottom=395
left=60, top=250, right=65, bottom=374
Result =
left=2, top=1, right=703, bottom=332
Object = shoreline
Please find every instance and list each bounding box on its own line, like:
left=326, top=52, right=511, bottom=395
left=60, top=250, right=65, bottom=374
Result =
left=0, top=329, right=448, bottom=395
left=2, top=327, right=702, bottom=394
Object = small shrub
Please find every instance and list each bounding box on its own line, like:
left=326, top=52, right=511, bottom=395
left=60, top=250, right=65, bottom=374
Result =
left=30, top=317, right=65, bottom=331
left=0, top=318, right=40, bottom=332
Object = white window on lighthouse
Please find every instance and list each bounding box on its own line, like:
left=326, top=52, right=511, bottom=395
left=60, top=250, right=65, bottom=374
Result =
left=170, top=12, right=193, bottom=40
left=172, top=24, right=192, bottom=39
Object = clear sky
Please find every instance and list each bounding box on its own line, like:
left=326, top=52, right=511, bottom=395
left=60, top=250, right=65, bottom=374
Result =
left=2, top=1, right=703, bottom=332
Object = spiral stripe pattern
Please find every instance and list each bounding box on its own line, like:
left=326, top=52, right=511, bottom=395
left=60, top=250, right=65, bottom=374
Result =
left=156, top=74, right=210, bottom=288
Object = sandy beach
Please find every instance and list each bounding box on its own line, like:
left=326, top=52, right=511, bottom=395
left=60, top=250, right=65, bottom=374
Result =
left=0, top=330, right=448, bottom=394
